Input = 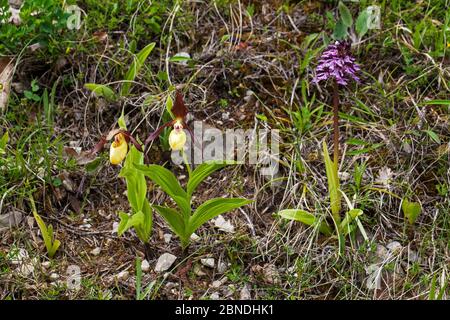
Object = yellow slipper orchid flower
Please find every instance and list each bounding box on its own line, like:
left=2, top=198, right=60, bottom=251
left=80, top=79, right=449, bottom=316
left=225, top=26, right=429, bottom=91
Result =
left=109, top=132, right=128, bottom=165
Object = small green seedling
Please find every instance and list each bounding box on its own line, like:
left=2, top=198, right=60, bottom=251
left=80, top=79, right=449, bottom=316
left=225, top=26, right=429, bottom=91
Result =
left=135, top=257, right=156, bottom=300
left=24, top=79, right=41, bottom=102
left=29, top=196, right=60, bottom=258
left=402, top=198, right=422, bottom=225
left=84, top=42, right=156, bottom=100
left=0, top=131, right=8, bottom=154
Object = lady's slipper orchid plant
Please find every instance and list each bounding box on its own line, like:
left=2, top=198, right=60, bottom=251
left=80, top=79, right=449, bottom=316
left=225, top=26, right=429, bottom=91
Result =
left=79, top=90, right=251, bottom=251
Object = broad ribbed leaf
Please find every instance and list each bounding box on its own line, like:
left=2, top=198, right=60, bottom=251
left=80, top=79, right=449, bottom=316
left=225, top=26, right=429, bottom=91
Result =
left=33, top=212, right=52, bottom=255
left=278, top=209, right=332, bottom=235
left=50, top=240, right=61, bottom=258
left=118, top=211, right=144, bottom=236
left=84, top=83, right=116, bottom=101
left=356, top=9, right=369, bottom=38
left=121, top=42, right=156, bottom=96
left=338, top=1, right=353, bottom=27
left=135, top=164, right=187, bottom=199
left=153, top=205, right=185, bottom=240
left=119, top=146, right=147, bottom=212
left=187, top=161, right=229, bottom=197
left=333, top=19, right=348, bottom=40
left=134, top=199, right=153, bottom=243
left=32, top=210, right=59, bottom=258
left=323, top=141, right=341, bottom=223
left=117, top=212, right=130, bottom=236
left=188, top=198, right=252, bottom=236
left=172, top=195, right=191, bottom=221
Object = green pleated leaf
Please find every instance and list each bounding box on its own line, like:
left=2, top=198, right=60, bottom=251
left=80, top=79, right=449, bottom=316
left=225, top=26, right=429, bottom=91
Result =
left=121, top=42, right=156, bottom=96
left=338, top=1, right=353, bottom=27
left=153, top=205, right=186, bottom=241
left=187, top=161, right=230, bottom=197
left=323, top=141, right=341, bottom=223
left=84, top=83, right=116, bottom=101
left=356, top=9, right=369, bottom=38
left=278, top=209, right=332, bottom=235
left=188, top=198, right=252, bottom=237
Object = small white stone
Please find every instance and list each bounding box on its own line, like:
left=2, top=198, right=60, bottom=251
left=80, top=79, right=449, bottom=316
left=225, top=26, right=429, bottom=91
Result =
left=112, top=222, right=119, bottom=234
left=210, top=292, right=220, bottom=300
left=141, top=259, right=150, bottom=272
left=155, top=253, right=177, bottom=272
left=217, top=261, right=228, bottom=273
left=163, top=233, right=172, bottom=244
left=338, top=171, right=350, bottom=181
left=90, top=247, right=101, bottom=256
left=18, top=263, right=34, bottom=277
left=80, top=223, right=92, bottom=230
left=190, top=233, right=200, bottom=241
left=262, top=264, right=280, bottom=284
left=214, top=215, right=235, bottom=233
left=41, top=261, right=51, bottom=269
left=386, top=241, right=402, bottom=254
left=116, top=270, right=129, bottom=281
left=211, top=277, right=227, bottom=288
left=98, top=209, right=107, bottom=217
left=49, top=273, right=59, bottom=281
left=375, top=244, right=389, bottom=261
left=194, top=264, right=207, bottom=276
left=201, top=258, right=215, bottom=268
left=62, top=179, right=74, bottom=192
left=408, top=250, right=419, bottom=262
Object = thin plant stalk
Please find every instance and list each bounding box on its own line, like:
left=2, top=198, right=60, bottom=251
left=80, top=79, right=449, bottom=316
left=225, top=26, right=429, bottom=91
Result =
left=182, top=149, right=192, bottom=178
left=332, top=79, right=339, bottom=166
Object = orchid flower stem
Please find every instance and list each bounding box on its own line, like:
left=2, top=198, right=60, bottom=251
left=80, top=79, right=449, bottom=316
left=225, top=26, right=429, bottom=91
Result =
left=182, top=150, right=192, bottom=178
left=332, top=79, right=340, bottom=167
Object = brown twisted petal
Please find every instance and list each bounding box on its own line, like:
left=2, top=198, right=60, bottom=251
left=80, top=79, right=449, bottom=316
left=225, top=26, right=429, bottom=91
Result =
left=90, top=129, right=143, bottom=155
left=172, top=90, right=188, bottom=119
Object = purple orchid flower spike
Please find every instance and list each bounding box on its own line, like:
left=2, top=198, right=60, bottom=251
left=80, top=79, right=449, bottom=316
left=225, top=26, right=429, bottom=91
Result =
left=313, top=40, right=361, bottom=166
left=313, top=41, right=360, bottom=86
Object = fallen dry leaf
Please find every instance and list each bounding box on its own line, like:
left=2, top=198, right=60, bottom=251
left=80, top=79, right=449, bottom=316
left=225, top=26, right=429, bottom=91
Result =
left=64, top=147, right=97, bottom=165
left=0, top=57, right=14, bottom=112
